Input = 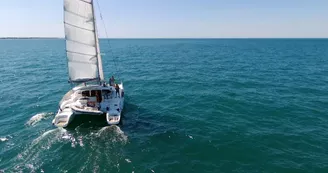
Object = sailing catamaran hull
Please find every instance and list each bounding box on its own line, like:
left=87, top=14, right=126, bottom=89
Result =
left=53, top=108, right=123, bottom=128
left=54, top=0, right=125, bottom=128
left=52, top=108, right=75, bottom=128
left=52, top=84, right=124, bottom=127
left=106, top=98, right=124, bottom=125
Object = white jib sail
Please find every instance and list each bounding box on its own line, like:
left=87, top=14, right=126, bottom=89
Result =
left=64, top=0, right=104, bottom=82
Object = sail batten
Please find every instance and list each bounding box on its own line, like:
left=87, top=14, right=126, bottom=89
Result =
left=68, top=59, right=97, bottom=65
left=66, top=50, right=96, bottom=57
left=65, top=10, right=91, bottom=20
left=78, top=0, right=92, bottom=4
left=64, top=0, right=103, bottom=83
left=66, top=39, right=95, bottom=47
left=64, top=22, right=95, bottom=32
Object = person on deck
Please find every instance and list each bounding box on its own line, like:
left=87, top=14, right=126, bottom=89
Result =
left=109, top=76, right=115, bottom=86
left=115, top=84, right=120, bottom=98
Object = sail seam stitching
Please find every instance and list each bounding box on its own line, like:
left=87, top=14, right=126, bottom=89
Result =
left=69, top=59, right=97, bottom=65
left=66, top=39, right=95, bottom=47
left=65, top=10, right=90, bottom=20
left=64, top=22, right=94, bottom=32
left=66, top=50, right=96, bottom=57
left=77, top=0, right=92, bottom=4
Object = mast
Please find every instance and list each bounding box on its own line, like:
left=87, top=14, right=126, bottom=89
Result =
left=91, top=0, right=104, bottom=82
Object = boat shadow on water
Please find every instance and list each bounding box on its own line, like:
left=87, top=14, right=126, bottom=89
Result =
left=64, top=112, right=125, bottom=130
left=56, top=100, right=173, bottom=143
left=62, top=100, right=166, bottom=133
left=62, top=101, right=135, bottom=130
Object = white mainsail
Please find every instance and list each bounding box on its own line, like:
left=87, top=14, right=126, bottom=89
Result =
left=64, top=0, right=104, bottom=82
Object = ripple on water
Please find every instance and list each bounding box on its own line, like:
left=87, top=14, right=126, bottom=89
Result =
left=1, top=39, right=328, bottom=172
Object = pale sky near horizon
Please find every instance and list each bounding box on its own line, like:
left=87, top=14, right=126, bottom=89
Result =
left=1, top=0, right=328, bottom=38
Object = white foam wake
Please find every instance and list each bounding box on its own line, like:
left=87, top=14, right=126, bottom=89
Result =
left=14, top=128, right=65, bottom=172
left=96, top=126, right=128, bottom=144
left=26, top=112, right=53, bottom=126
left=31, top=129, right=59, bottom=145
left=0, top=135, right=12, bottom=142
left=0, top=137, right=8, bottom=142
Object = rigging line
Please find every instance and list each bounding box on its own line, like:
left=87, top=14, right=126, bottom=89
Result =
left=95, top=0, right=121, bottom=80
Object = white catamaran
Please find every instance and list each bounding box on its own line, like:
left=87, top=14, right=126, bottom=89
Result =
left=52, top=0, right=124, bottom=127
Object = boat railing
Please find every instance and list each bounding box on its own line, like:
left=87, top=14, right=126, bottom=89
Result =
left=59, top=90, right=74, bottom=105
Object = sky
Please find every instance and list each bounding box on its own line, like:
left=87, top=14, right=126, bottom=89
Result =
left=1, top=0, right=328, bottom=38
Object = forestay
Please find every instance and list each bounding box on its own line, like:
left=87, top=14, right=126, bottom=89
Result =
left=64, top=0, right=104, bottom=82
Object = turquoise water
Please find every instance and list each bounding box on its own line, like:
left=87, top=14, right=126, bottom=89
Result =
left=0, top=39, right=328, bottom=172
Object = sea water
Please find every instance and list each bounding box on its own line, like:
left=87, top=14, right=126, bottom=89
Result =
left=0, top=39, right=328, bottom=172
